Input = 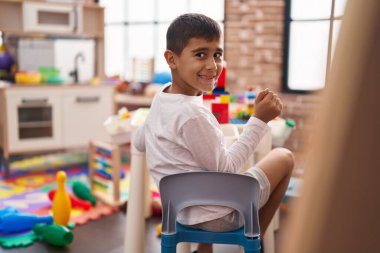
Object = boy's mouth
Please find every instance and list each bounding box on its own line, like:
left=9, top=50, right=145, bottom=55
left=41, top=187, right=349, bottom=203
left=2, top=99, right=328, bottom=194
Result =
left=198, top=75, right=215, bottom=82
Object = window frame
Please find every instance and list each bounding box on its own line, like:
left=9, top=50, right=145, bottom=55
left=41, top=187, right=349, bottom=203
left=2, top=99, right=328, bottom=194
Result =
left=282, top=0, right=342, bottom=94
left=102, top=0, right=225, bottom=79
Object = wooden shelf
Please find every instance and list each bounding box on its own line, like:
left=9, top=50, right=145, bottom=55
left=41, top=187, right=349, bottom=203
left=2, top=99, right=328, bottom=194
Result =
left=0, top=0, right=101, bottom=8
left=0, top=0, right=105, bottom=79
left=114, top=94, right=153, bottom=107
left=0, top=0, right=104, bottom=36
left=19, top=121, right=52, bottom=128
left=0, top=0, right=23, bottom=32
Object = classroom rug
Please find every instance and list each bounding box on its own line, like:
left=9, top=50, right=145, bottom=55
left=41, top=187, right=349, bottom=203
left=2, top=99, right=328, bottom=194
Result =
left=0, top=164, right=134, bottom=214
left=0, top=160, right=161, bottom=249
left=0, top=165, right=124, bottom=248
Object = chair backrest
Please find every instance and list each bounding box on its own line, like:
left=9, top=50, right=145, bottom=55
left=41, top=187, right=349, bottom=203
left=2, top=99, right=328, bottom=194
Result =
left=159, top=171, right=261, bottom=238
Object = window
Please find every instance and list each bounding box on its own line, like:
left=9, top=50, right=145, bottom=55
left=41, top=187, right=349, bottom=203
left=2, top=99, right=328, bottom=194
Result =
left=283, top=0, right=347, bottom=92
left=100, top=0, right=225, bottom=80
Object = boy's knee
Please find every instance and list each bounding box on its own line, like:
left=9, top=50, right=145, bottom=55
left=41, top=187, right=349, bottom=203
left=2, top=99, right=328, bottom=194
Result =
left=273, top=147, right=295, bottom=173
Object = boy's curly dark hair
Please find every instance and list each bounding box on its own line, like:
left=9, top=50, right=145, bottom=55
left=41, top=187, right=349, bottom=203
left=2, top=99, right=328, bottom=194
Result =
left=166, top=13, right=222, bottom=55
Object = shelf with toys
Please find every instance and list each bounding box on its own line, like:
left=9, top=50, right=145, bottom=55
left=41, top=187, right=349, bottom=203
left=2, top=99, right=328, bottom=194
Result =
left=0, top=0, right=105, bottom=85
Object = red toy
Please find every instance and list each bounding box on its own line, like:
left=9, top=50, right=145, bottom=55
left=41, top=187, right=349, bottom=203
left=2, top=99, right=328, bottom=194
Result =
left=212, top=103, right=229, bottom=124
left=48, top=190, right=91, bottom=211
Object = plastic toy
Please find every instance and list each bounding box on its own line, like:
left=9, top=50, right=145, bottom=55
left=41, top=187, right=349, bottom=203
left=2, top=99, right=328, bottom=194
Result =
left=88, top=140, right=126, bottom=207
left=52, top=171, right=72, bottom=226
left=152, top=71, right=171, bottom=84
left=0, top=231, right=38, bottom=248
left=0, top=44, right=15, bottom=81
left=70, top=202, right=117, bottom=225
left=268, top=118, right=296, bottom=146
left=38, top=67, right=63, bottom=84
left=156, top=223, right=162, bottom=237
left=115, top=80, right=129, bottom=93
left=15, top=71, right=42, bottom=84
left=33, top=223, right=73, bottom=247
left=0, top=206, right=18, bottom=217
left=246, top=91, right=255, bottom=116
left=216, top=64, right=226, bottom=88
left=103, top=107, right=132, bottom=144
left=212, top=103, right=229, bottom=123
left=72, top=181, right=97, bottom=206
left=48, top=190, right=91, bottom=210
left=0, top=213, right=53, bottom=233
left=203, top=63, right=230, bottom=124
left=151, top=194, right=162, bottom=217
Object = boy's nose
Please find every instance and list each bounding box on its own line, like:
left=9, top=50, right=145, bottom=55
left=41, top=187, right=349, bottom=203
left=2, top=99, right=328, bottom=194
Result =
left=205, top=58, right=217, bottom=70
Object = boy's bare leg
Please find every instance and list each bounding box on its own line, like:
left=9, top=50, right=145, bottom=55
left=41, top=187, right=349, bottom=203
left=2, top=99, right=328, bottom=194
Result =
left=197, top=243, right=213, bottom=253
left=255, top=148, right=295, bottom=235
left=195, top=148, right=294, bottom=253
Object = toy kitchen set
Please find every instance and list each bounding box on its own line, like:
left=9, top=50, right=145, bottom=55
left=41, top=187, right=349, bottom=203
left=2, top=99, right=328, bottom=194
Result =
left=17, top=38, right=95, bottom=84
left=0, top=0, right=113, bottom=177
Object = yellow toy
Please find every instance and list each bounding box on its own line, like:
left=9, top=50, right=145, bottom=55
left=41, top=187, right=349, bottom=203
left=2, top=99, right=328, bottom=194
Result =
left=52, top=171, right=72, bottom=226
left=156, top=223, right=162, bottom=237
left=15, top=71, right=42, bottom=84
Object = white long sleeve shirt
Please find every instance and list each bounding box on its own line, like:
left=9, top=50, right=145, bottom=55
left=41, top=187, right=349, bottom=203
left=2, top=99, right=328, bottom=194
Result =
left=134, top=83, right=269, bottom=225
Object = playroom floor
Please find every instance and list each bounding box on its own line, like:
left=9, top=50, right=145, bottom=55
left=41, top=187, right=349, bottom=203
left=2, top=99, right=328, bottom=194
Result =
left=1, top=149, right=300, bottom=253
left=3, top=208, right=290, bottom=253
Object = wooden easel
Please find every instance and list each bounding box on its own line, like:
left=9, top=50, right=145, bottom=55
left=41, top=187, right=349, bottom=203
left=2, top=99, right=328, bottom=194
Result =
left=283, top=1, right=380, bottom=252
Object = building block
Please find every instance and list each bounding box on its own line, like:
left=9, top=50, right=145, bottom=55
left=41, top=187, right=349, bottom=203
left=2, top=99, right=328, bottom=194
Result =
left=212, top=103, right=229, bottom=124
left=220, top=95, right=230, bottom=104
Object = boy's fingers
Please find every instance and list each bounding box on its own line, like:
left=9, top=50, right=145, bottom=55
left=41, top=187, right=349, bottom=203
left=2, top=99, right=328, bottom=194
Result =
left=256, top=89, right=269, bottom=102
left=272, top=94, right=279, bottom=101
left=262, top=91, right=274, bottom=102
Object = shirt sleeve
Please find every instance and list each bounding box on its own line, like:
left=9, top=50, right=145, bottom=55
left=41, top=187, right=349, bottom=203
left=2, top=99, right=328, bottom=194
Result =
left=133, top=124, right=146, bottom=152
left=181, top=116, right=269, bottom=173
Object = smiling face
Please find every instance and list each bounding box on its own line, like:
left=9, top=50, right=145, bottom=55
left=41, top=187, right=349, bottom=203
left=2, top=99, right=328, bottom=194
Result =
left=165, top=37, right=223, bottom=96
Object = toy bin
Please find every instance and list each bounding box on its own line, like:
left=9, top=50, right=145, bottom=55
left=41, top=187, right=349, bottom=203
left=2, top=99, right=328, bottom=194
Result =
left=268, top=118, right=296, bottom=147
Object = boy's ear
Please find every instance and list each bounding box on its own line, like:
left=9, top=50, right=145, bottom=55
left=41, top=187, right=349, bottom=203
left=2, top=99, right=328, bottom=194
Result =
left=164, top=50, right=177, bottom=70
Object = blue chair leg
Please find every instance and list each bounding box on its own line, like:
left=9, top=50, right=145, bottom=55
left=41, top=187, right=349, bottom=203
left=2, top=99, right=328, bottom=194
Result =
left=244, top=239, right=262, bottom=253
left=161, top=245, right=176, bottom=253
left=245, top=249, right=261, bottom=253
left=161, top=235, right=177, bottom=253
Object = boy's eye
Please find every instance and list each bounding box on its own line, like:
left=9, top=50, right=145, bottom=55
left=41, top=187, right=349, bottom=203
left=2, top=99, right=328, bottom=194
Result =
left=196, top=52, right=206, bottom=58
left=214, top=52, right=223, bottom=59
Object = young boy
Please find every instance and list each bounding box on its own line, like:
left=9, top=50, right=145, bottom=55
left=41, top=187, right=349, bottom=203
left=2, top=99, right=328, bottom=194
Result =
left=134, top=13, right=294, bottom=253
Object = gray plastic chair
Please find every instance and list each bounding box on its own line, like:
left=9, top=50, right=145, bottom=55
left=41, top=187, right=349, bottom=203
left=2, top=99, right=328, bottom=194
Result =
left=159, top=171, right=262, bottom=253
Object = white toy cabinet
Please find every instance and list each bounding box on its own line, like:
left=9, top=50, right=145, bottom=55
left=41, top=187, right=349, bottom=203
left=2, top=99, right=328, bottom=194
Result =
left=0, top=86, right=113, bottom=176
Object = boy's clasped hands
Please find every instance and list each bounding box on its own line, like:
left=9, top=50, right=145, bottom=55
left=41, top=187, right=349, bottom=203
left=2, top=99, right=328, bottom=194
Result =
left=254, top=88, right=283, bottom=124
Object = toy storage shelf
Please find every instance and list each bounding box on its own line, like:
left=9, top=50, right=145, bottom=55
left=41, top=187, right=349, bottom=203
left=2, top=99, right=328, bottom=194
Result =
left=0, top=0, right=105, bottom=78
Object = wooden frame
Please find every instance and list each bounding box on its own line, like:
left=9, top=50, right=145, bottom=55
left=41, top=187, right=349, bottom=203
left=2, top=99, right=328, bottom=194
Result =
left=88, top=140, right=124, bottom=207
left=283, top=0, right=380, bottom=252
left=282, top=0, right=343, bottom=93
